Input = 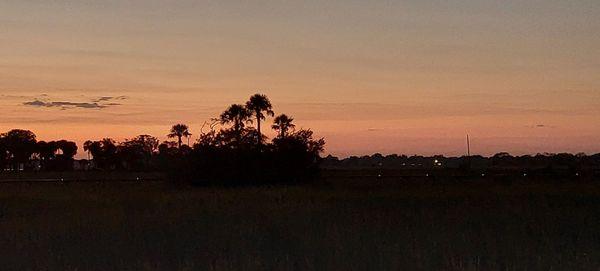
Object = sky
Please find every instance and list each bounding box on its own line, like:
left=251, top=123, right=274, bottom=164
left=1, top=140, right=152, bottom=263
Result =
left=1, top=0, right=599, bottom=158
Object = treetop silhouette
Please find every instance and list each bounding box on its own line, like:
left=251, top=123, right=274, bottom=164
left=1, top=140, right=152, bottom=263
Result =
left=246, top=93, right=274, bottom=145
left=0, top=94, right=328, bottom=184
left=168, top=124, right=192, bottom=148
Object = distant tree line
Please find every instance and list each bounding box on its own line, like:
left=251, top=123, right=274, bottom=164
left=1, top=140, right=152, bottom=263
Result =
left=0, top=94, right=325, bottom=185
left=322, top=152, right=600, bottom=178
left=0, top=129, right=78, bottom=171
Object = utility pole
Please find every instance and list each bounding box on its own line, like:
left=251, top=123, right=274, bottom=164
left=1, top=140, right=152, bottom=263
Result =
left=463, top=134, right=472, bottom=173
left=466, top=134, right=471, bottom=157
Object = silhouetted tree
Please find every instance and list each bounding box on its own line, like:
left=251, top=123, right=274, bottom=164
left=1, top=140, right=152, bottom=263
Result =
left=84, top=141, right=101, bottom=160
left=246, top=94, right=274, bottom=144
left=270, top=128, right=325, bottom=182
left=83, top=140, right=94, bottom=160
left=272, top=114, right=295, bottom=139
left=101, top=138, right=118, bottom=169
left=168, top=124, right=191, bottom=148
left=219, top=104, right=252, bottom=145
left=274, top=129, right=325, bottom=156
left=36, top=141, right=58, bottom=170
left=86, top=138, right=118, bottom=170
left=1, top=129, right=37, bottom=170
left=56, top=140, right=77, bottom=158
left=159, top=140, right=179, bottom=152
left=118, top=135, right=159, bottom=170
left=51, top=140, right=78, bottom=171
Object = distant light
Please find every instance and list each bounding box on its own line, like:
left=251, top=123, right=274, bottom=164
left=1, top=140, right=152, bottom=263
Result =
left=481, top=173, right=485, bottom=177
left=136, top=177, right=140, bottom=181
left=377, top=174, right=382, bottom=178
left=426, top=173, right=429, bottom=177
left=576, top=173, right=580, bottom=176
left=523, top=173, right=527, bottom=177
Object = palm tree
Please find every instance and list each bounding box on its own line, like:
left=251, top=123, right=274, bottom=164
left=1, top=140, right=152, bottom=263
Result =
left=83, top=140, right=93, bottom=160
left=246, top=94, right=274, bottom=144
left=272, top=114, right=295, bottom=138
left=220, top=104, right=252, bottom=143
left=168, top=124, right=192, bottom=148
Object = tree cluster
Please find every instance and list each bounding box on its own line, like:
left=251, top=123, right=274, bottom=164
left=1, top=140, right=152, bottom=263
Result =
left=83, top=135, right=160, bottom=171
left=1, top=94, right=326, bottom=185
left=164, top=94, right=325, bottom=185
left=0, top=129, right=78, bottom=171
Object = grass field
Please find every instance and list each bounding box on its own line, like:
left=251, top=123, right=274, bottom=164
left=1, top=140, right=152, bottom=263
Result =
left=1, top=176, right=600, bottom=270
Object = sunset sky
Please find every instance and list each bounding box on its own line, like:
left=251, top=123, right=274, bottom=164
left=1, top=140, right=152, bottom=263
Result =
left=1, top=0, right=599, bottom=158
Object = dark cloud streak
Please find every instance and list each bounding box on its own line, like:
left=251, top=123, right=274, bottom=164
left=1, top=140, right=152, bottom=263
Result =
left=91, top=96, right=127, bottom=102
left=525, top=124, right=556, bottom=129
left=22, top=94, right=127, bottom=110
left=23, top=100, right=111, bottom=109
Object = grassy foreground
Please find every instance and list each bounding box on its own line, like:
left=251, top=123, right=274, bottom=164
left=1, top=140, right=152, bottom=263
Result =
left=1, top=177, right=600, bottom=270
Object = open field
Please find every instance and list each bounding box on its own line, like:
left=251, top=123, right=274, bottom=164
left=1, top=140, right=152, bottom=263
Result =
left=1, top=175, right=600, bottom=270
left=0, top=171, right=165, bottom=182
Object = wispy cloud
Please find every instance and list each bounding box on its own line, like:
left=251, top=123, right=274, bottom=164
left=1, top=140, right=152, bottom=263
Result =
left=1, top=94, right=37, bottom=99
left=525, top=124, right=556, bottom=129
left=91, top=96, right=127, bottom=103
left=20, top=93, right=127, bottom=110
left=23, top=100, right=108, bottom=109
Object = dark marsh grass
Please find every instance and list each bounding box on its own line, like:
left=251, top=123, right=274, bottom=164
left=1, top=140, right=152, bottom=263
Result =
left=1, top=178, right=600, bottom=270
